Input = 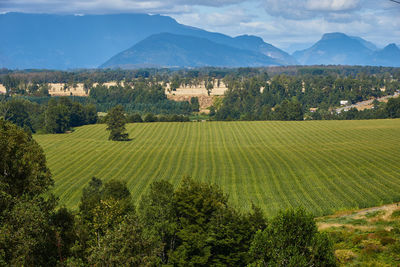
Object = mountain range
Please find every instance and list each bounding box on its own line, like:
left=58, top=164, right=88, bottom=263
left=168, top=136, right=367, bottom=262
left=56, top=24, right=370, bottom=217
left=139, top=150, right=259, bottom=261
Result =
left=293, top=32, right=400, bottom=66
left=0, top=13, right=399, bottom=69
left=100, top=33, right=280, bottom=68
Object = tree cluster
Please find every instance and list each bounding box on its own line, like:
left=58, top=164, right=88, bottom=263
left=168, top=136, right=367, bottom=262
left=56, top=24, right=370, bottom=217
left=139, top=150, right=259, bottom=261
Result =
left=89, top=82, right=197, bottom=114
left=213, top=69, right=400, bottom=121
left=0, top=120, right=337, bottom=266
left=215, top=77, right=304, bottom=121
left=0, top=96, right=97, bottom=134
left=44, top=97, right=97, bottom=134
left=126, top=113, right=190, bottom=123
left=0, top=119, right=65, bottom=266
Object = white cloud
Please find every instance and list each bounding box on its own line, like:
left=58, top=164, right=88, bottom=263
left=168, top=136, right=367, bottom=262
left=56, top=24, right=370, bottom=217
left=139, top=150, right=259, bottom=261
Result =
left=173, top=8, right=252, bottom=29
left=0, top=0, right=245, bottom=14
left=261, top=0, right=389, bottom=21
left=305, top=0, right=360, bottom=12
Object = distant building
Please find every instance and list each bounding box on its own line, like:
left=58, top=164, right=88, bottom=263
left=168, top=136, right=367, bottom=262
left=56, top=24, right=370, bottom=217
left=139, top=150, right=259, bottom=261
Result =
left=309, top=108, right=318, bottom=113
left=340, top=100, right=349, bottom=106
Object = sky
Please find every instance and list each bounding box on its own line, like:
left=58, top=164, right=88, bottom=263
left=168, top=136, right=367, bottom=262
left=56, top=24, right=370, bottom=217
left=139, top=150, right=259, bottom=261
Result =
left=1, top=0, right=399, bottom=53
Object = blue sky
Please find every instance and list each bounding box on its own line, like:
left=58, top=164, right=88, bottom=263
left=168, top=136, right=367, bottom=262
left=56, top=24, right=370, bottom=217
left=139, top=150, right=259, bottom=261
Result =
left=1, top=0, right=399, bottom=52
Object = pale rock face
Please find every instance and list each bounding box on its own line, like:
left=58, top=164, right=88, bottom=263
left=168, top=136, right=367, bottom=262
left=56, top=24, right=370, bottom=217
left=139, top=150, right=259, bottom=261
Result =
left=0, top=84, right=6, bottom=94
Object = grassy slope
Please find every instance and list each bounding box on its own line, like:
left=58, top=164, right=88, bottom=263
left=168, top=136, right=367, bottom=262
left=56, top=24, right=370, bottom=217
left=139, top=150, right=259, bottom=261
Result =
left=317, top=203, right=400, bottom=266
left=34, top=120, right=400, bottom=215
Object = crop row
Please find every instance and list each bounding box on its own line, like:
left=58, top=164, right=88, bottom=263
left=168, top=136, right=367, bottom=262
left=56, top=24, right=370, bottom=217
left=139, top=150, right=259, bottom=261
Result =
left=34, top=119, right=400, bottom=216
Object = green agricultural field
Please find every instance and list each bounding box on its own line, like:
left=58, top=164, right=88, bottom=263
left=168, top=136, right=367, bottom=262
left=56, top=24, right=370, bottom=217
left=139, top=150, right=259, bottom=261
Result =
left=34, top=119, right=400, bottom=216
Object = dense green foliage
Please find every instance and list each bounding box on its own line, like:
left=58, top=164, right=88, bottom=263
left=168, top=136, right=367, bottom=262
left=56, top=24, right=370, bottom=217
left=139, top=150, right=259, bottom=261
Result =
left=0, top=98, right=42, bottom=133
left=34, top=120, right=400, bottom=216
left=43, top=98, right=98, bottom=134
left=0, top=119, right=62, bottom=265
left=214, top=72, right=400, bottom=120
left=0, top=96, right=97, bottom=134
left=89, top=81, right=196, bottom=114
left=105, top=105, right=129, bottom=141
left=249, top=208, right=336, bottom=266
left=68, top=177, right=335, bottom=266
left=0, top=123, right=337, bottom=265
left=0, top=97, right=97, bottom=133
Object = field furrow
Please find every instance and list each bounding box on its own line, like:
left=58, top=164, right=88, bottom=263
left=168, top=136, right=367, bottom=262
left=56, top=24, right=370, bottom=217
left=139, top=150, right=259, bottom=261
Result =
left=34, top=119, right=400, bottom=215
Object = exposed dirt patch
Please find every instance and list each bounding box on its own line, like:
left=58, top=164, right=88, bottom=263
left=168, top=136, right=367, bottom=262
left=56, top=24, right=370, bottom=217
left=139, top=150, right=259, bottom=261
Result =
left=167, top=95, right=222, bottom=113
left=318, top=223, right=376, bottom=231
left=336, top=92, right=400, bottom=113
left=164, top=80, right=227, bottom=96
left=48, top=83, right=88, bottom=96
left=0, top=84, right=6, bottom=94
left=317, top=202, right=400, bottom=231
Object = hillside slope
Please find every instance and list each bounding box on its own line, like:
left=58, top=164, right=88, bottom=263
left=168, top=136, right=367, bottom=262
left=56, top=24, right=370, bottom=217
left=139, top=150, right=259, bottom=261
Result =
left=100, top=33, right=280, bottom=68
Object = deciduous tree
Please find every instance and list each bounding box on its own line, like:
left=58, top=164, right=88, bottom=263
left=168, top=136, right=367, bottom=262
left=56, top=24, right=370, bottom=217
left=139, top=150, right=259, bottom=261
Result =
left=106, top=105, right=129, bottom=141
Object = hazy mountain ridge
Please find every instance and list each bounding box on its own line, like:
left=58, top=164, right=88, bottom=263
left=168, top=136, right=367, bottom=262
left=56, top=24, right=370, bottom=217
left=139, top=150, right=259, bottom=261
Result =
left=100, top=33, right=280, bottom=68
left=293, top=32, right=400, bottom=67
left=1, top=13, right=399, bottom=69
left=0, top=12, right=293, bottom=69
left=371, top=44, right=400, bottom=67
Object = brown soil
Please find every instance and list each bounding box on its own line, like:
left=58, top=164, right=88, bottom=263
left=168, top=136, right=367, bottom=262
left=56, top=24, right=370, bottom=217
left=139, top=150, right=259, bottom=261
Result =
left=167, top=95, right=221, bottom=113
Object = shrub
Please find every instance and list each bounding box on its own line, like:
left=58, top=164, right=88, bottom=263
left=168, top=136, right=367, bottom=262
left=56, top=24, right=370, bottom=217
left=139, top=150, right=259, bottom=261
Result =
left=127, top=113, right=143, bottom=123
left=391, top=209, right=400, bottom=218
left=360, top=240, right=383, bottom=255
left=335, top=249, right=356, bottom=264
left=144, top=113, right=157, bottom=122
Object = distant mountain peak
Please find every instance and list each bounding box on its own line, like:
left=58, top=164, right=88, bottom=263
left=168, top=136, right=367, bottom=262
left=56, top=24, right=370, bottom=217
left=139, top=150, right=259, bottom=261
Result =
left=235, top=35, right=264, bottom=44
left=293, top=32, right=399, bottom=67
left=384, top=43, right=399, bottom=50
left=293, top=32, right=373, bottom=65
left=321, top=32, right=349, bottom=40
left=100, top=33, right=280, bottom=69
left=0, top=12, right=295, bottom=69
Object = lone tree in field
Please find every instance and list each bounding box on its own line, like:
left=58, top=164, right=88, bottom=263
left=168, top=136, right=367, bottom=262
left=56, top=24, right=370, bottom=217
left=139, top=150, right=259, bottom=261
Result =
left=106, top=105, right=129, bottom=141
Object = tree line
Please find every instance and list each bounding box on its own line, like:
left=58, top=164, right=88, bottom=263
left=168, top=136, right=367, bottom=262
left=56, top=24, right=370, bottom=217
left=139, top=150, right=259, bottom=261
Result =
left=210, top=70, right=400, bottom=121
left=89, top=82, right=198, bottom=114
left=0, top=96, right=97, bottom=134
left=2, top=66, right=400, bottom=85
left=307, top=97, right=400, bottom=120
left=1, top=66, right=400, bottom=123
left=0, top=119, right=337, bottom=266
